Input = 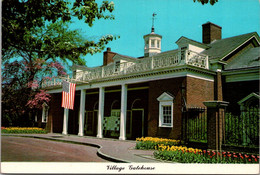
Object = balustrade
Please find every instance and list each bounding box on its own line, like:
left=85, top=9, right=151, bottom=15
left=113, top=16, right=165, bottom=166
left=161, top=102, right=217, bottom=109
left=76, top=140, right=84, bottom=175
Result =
left=42, top=50, right=208, bottom=88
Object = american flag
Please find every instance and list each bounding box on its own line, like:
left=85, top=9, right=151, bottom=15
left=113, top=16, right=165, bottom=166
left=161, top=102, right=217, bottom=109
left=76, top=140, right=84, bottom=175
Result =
left=61, top=81, right=76, bottom=110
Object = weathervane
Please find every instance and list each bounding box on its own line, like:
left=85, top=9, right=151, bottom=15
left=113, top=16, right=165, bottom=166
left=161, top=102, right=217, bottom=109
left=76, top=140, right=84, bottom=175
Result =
left=151, top=12, right=157, bottom=33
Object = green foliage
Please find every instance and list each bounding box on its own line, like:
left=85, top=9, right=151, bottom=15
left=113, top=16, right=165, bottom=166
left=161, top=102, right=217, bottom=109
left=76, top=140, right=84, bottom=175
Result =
left=2, top=0, right=118, bottom=127
left=2, top=0, right=117, bottom=65
left=193, top=0, right=218, bottom=5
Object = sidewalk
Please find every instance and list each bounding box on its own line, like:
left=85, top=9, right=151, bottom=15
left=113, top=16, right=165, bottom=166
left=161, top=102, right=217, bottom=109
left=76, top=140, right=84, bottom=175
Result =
left=2, top=133, right=165, bottom=163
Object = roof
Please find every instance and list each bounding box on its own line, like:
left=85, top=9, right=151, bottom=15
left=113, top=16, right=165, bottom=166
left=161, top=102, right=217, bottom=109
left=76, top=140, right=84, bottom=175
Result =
left=202, top=32, right=260, bottom=60
left=176, top=36, right=210, bottom=49
left=224, top=47, right=260, bottom=70
left=113, top=53, right=138, bottom=62
left=142, top=49, right=178, bottom=59
left=143, top=32, right=162, bottom=38
left=237, top=92, right=260, bottom=105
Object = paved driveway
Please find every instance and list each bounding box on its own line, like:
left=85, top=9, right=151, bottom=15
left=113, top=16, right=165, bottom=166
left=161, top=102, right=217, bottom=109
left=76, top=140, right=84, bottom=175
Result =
left=1, top=136, right=109, bottom=162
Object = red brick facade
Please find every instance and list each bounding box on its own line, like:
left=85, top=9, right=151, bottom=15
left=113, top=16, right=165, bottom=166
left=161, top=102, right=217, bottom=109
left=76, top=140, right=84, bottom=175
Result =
left=47, top=76, right=215, bottom=139
left=186, top=76, right=214, bottom=107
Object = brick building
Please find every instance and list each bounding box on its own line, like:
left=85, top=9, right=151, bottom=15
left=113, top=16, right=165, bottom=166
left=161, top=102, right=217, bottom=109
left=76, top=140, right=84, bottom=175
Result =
left=41, top=22, right=260, bottom=141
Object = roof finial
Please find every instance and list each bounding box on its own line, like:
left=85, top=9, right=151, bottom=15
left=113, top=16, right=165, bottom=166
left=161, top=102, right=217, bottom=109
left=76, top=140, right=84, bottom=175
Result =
left=151, top=12, right=157, bottom=33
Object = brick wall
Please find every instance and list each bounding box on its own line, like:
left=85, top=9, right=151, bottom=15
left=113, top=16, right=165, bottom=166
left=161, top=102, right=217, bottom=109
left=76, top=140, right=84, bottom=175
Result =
left=148, top=77, right=185, bottom=139
left=103, top=48, right=117, bottom=66
left=186, top=76, right=214, bottom=107
left=202, top=22, right=222, bottom=44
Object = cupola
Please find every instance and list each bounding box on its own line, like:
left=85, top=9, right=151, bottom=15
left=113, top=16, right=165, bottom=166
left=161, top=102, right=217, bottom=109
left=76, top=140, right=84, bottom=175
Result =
left=143, top=13, right=162, bottom=57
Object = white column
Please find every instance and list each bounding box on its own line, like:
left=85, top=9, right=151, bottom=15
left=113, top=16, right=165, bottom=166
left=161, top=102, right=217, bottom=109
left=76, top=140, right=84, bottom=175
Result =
left=97, top=87, right=105, bottom=138
left=119, top=84, right=127, bottom=140
left=78, top=89, right=86, bottom=136
left=62, top=108, right=69, bottom=135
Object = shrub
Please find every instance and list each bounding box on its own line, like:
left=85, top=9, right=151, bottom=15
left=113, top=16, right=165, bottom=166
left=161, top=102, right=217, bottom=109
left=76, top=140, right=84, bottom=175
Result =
left=135, top=137, right=180, bottom=150
left=1, top=127, right=47, bottom=134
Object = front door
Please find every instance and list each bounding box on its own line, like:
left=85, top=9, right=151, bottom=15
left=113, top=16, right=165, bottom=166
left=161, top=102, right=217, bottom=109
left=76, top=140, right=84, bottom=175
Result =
left=131, top=109, right=144, bottom=139
left=85, top=111, right=98, bottom=136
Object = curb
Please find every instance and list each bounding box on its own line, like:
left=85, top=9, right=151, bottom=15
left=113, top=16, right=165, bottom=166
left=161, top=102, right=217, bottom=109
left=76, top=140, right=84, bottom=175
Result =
left=2, top=134, right=129, bottom=163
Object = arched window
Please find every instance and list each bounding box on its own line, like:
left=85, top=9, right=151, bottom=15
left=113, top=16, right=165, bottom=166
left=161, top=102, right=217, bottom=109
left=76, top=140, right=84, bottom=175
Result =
left=111, top=100, right=120, bottom=117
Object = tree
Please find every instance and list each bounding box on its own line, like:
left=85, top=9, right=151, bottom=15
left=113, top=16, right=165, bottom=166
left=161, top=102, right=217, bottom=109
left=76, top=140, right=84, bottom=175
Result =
left=193, top=0, right=218, bottom=5
left=2, top=0, right=117, bottom=126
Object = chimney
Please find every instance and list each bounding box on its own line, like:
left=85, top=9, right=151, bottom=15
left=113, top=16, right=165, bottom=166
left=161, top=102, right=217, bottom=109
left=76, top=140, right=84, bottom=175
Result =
left=202, top=22, right=222, bottom=44
left=103, top=47, right=116, bottom=66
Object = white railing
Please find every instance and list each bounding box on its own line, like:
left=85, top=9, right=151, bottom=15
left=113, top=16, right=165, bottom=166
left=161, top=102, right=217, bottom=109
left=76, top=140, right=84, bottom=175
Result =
left=42, top=50, right=208, bottom=88
left=41, top=77, right=63, bottom=88
left=187, top=50, right=208, bottom=69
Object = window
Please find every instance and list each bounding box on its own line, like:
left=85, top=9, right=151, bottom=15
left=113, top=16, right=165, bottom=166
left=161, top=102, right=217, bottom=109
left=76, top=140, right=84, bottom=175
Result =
left=111, top=109, right=120, bottom=118
left=157, top=92, right=174, bottom=127
left=145, top=40, right=149, bottom=49
left=162, top=105, right=172, bottom=124
left=181, top=47, right=187, bottom=60
left=115, top=61, right=120, bottom=72
left=157, top=40, right=160, bottom=48
left=151, top=39, right=155, bottom=47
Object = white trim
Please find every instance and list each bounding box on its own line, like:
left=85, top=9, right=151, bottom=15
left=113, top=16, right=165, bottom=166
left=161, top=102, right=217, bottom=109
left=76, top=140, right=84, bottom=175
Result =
left=78, top=89, right=86, bottom=136
left=47, top=67, right=215, bottom=94
left=119, top=84, right=127, bottom=140
left=157, top=92, right=174, bottom=128
left=187, top=74, right=214, bottom=82
left=97, top=87, right=105, bottom=138
left=62, top=108, right=69, bottom=135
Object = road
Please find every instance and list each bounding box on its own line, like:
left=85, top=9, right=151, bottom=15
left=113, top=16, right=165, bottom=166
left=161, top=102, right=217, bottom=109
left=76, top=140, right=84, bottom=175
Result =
left=1, top=136, right=109, bottom=162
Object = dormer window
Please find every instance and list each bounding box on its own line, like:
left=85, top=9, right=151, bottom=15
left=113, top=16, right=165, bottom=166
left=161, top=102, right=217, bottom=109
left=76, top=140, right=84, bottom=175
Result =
left=181, top=47, right=187, bottom=60
left=115, top=61, right=120, bottom=72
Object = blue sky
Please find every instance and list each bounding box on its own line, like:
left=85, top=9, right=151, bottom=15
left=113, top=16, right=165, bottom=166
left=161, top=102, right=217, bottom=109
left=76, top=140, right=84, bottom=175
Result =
left=70, top=0, right=260, bottom=67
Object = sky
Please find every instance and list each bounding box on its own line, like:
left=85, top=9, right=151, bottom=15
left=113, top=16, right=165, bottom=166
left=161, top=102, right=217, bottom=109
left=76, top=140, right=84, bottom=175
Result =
left=70, top=0, right=260, bottom=68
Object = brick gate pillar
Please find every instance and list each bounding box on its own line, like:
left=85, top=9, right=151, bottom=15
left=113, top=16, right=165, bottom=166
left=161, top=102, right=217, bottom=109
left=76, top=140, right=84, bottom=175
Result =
left=203, top=101, right=229, bottom=151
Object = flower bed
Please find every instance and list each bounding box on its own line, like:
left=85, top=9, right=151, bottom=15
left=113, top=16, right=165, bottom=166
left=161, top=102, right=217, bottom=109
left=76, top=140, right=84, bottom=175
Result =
left=135, top=137, right=180, bottom=150
left=154, top=144, right=259, bottom=164
left=1, top=127, right=47, bottom=134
